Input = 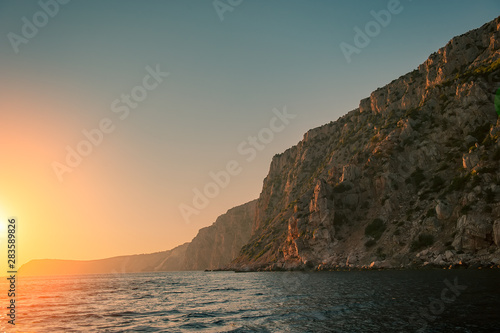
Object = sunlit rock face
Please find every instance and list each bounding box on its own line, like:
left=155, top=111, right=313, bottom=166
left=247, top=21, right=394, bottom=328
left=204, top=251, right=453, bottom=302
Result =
left=229, top=16, right=500, bottom=271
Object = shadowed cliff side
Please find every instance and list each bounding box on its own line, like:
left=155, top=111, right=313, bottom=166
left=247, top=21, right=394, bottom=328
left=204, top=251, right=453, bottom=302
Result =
left=183, top=200, right=257, bottom=270
left=18, top=243, right=189, bottom=276
left=18, top=200, right=257, bottom=276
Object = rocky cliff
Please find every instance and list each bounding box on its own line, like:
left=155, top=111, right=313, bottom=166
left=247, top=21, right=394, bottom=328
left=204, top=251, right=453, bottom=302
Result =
left=183, top=200, right=256, bottom=270
left=19, top=200, right=256, bottom=276
left=229, top=16, right=500, bottom=271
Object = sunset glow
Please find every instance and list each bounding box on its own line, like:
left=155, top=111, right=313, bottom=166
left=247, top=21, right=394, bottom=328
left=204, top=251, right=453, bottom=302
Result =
left=1, top=1, right=499, bottom=332
left=0, top=209, right=6, bottom=235
left=0, top=1, right=498, bottom=274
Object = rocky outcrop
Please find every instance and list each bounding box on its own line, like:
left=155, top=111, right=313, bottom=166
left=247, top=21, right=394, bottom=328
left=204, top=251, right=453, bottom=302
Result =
left=183, top=200, right=256, bottom=270
left=452, top=215, right=494, bottom=251
left=494, top=220, right=500, bottom=246
left=228, top=16, right=500, bottom=271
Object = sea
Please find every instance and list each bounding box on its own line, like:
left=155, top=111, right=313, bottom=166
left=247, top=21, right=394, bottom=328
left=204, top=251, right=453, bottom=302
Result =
left=1, top=270, right=499, bottom=332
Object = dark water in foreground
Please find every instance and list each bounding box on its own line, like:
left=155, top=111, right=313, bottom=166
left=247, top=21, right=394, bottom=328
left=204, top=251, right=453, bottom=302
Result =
left=1, top=270, right=499, bottom=332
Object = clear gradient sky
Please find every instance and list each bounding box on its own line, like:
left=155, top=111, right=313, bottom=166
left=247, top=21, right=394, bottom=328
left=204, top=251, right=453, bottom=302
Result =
left=0, top=0, right=499, bottom=271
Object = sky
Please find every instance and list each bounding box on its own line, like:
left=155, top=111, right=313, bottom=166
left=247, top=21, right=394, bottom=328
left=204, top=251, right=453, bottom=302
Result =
left=0, top=0, right=499, bottom=271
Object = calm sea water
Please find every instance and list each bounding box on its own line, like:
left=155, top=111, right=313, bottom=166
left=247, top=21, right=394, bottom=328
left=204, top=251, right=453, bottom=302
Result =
left=1, top=270, right=499, bottom=332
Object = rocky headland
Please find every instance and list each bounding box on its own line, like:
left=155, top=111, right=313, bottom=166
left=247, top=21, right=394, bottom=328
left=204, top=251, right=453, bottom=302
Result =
left=227, top=16, right=500, bottom=272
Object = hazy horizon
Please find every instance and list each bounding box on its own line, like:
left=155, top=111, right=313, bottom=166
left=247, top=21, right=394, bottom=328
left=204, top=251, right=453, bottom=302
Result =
left=1, top=0, right=499, bottom=271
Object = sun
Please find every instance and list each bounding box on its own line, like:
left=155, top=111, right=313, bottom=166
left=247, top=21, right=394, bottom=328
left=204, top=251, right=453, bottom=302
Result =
left=0, top=208, right=6, bottom=235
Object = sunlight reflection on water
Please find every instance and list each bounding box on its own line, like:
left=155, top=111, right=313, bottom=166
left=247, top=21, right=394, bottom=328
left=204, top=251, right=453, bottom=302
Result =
left=0, top=270, right=499, bottom=332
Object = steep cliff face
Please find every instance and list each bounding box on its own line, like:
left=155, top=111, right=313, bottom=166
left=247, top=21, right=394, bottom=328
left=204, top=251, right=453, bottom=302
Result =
left=184, top=200, right=256, bottom=270
left=230, top=16, right=500, bottom=271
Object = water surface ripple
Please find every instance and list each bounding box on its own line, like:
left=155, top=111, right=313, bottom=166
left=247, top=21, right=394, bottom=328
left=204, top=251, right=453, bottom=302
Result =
left=2, top=270, right=499, bottom=332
